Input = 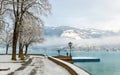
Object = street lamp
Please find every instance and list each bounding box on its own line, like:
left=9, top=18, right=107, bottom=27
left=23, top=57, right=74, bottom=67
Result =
left=68, top=42, right=72, bottom=57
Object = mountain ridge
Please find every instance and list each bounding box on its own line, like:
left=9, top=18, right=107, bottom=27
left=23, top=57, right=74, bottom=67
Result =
left=44, top=26, right=117, bottom=39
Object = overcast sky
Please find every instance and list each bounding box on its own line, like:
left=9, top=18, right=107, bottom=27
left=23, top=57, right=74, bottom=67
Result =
left=44, top=0, right=120, bottom=32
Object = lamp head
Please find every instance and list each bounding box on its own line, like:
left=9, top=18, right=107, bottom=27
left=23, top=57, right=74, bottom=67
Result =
left=68, top=42, right=72, bottom=47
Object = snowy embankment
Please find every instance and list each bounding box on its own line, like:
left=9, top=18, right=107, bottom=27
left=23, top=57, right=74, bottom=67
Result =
left=49, top=56, right=91, bottom=75
left=0, top=55, right=71, bottom=75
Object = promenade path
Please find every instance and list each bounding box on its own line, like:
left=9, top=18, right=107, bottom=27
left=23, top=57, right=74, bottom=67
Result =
left=9, top=56, right=71, bottom=75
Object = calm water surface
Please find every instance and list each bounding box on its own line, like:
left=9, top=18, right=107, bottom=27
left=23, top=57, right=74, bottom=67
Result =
left=72, top=51, right=120, bottom=75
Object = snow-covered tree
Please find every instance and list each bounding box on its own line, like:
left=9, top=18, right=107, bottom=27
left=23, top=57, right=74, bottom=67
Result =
left=0, top=24, right=12, bottom=54
left=18, top=14, right=44, bottom=59
left=0, top=0, right=51, bottom=60
left=23, top=15, right=44, bottom=55
left=0, top=0, right=6, bottom=31
left=14, top=0, right=51, bottom=60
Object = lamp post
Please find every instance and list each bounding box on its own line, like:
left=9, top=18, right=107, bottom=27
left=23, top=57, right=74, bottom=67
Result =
left=68, top=42, right=72, bottom=57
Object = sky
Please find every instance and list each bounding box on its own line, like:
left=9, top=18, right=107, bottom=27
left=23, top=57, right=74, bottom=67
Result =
left=44, top=0, right=120, bottom=32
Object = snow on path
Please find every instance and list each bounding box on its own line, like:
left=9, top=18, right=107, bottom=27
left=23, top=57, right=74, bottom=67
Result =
left=50, top=56, right=90, bottom=75
left=0, top=55, right=22, bottom=75
left=44, top=57, right=71, bottom=75
left=14, top=56, right=71, bottom=75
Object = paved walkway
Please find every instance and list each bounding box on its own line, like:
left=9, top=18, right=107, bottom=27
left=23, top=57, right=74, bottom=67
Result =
left=8, top=56, right=71, bottom=75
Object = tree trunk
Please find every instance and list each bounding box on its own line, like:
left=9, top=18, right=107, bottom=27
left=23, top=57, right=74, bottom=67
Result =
left=18, top=42, right=22, bottom=57
left=12, top=21, right=19, bottom=60
left=25, top=45, right=28, bottom=55
left=19, top=43, right=24, bottom=60
left=6, top=44, right=9, bottom=55
left=12, top=0, right=20, bottom=60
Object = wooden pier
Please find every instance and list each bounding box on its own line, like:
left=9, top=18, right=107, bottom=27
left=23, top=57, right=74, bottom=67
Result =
left=72, top=57, right=100, bottom=62
left=53, top=56, right=100, bottom=63
left=53, top=55, right=73, bottom=63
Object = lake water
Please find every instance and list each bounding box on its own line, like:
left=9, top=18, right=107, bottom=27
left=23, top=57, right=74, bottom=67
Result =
left=72, top=51, right=120, bottom=75
left=29, top=50, right=120, bottom=75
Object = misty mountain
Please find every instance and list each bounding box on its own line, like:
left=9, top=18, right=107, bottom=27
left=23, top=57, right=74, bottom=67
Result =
left=44, top=26, right=117, bottom=39
left=61, top=29, right=89, bottom=39
left=31, top=26, right=120, bottom=51
left=44, top=26, right=73, bottom=37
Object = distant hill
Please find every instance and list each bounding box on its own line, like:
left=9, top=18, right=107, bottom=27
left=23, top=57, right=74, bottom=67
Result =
left=31, top=26, right=120, bottom=51
left=44, top=26, right=117, bottom=39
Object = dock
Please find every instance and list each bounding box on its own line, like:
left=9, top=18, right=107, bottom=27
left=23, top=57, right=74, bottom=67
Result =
left=72, top=57, right=100, bottom=62
left=53, top=55, right=73, bottom=63
left=53, top=56, right=100, bottom=62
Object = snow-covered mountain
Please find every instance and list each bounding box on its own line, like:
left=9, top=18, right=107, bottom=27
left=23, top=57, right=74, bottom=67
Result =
left=61, top=29, right=89, bottom=39
left=31, top=26, right=120, bottom=51
left=44, top=26, right=117, bottom=39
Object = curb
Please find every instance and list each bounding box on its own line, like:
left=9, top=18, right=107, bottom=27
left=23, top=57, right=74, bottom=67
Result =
left=48, top=56, right=78, bottom=75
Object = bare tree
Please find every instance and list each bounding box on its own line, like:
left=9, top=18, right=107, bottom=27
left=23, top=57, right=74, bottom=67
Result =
left=18, top=14, right=44, bottom=59
left=0, top=24, right=12, bottom=54
left=11, top=0, right=51, bottom=60
left=0, top=0, right=5, bottom=31
left=0, top=0, right=14, bottom=30
left=23, top=15, right=44, bottom=55
left=0, top=0, right=51, bottom=60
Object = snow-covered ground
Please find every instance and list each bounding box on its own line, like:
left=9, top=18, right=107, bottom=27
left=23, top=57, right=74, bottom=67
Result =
left=0, top=55, right=70, bottom=75
left=49, top=56, right=90, bottom=75
left=0, top=55, right=23, bottom=75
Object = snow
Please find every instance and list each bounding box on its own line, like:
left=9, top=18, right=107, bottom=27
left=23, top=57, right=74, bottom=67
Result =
left=44, top=56, right=70, bottom=75
left=49, top=56, right=90, bottom=75
left=0, top=63, right=21, bottom=75
left=0, top=55, right=71, bottom=75
left=0, top=55, right=23, bottom=62
left=61, top=30, right=83, bottom=40
left=61, top=29, right=89, bottom=40
left=0, top=55, right=90, bottom=75
left=14, top=56, right=70, bottom=75
left=0, top=55, right=22, bottom=75
left=91, top=31, right=98, bottom=34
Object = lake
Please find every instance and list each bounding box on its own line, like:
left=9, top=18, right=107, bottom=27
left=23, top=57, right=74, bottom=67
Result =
left=72, top=51, right=120, bottom=75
